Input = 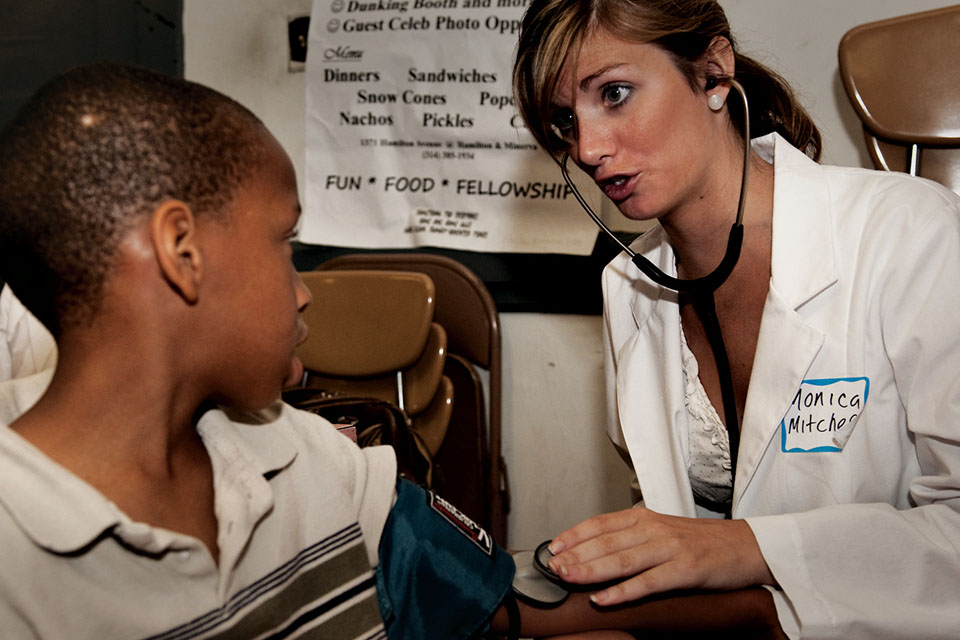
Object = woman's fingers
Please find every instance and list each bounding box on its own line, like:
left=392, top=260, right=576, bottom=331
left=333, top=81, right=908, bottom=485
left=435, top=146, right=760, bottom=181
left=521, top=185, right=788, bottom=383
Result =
left=549, top=508, right=646, bottom=554
left=546, top=511, right=775, bottom=603
left=552, top=539, right=664, bottom=584
left=589, top=560, right=699, bottom=606
left=548, top=509, right=662, bottom=582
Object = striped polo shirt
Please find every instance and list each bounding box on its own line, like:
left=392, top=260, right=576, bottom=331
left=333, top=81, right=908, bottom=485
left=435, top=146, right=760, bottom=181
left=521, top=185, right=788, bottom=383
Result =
left=0, top=374, right=397, bottom=639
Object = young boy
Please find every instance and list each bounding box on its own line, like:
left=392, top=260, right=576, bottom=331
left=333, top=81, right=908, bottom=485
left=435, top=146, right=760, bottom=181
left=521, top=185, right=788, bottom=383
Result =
left=0, top=64, right=783, bottom=639
left=0, top=62, right=512, bottom=639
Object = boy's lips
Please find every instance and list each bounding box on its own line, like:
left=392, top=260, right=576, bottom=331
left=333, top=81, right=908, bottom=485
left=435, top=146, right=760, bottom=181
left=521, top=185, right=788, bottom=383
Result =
left=285, top=324, right=309, bottom=387
left=285, top=355, right=305, bottom=388
left=296, top=322, right=310, bottom=347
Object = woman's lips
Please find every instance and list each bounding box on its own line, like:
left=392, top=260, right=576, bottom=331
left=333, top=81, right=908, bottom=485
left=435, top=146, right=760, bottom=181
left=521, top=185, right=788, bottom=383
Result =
left=600, top=173, right=638, bottom=202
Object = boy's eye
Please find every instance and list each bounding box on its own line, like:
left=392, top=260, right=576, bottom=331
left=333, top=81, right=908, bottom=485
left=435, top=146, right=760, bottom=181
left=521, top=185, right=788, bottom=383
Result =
left=549, top=108, right=575, bottom=141
left=601, top=83, right=631, bottom=107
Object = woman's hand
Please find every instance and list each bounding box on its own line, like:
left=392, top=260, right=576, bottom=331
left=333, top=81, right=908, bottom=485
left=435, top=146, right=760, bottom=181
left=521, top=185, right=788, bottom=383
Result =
left=546, top=507, right=776, bottom=606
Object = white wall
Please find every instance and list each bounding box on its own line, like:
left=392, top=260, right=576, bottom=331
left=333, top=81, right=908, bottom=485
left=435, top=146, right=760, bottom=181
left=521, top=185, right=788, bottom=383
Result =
left=184, top=0, right=314, bottom=190
left=183, top=0, right=957, bottom=548
left=719, top=0, right=958, bottom=167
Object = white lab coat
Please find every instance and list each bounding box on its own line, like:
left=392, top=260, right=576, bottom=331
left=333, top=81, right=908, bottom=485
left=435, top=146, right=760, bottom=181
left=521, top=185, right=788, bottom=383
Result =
left=602, top=133, right=960, bottom=639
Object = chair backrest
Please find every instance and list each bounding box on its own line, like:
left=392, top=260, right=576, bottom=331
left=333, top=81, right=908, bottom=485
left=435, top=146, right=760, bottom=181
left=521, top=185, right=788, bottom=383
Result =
left=838, top=5, right=960, bottom=193
left=297, top=270, right=435, bottom=378
left=295, top=269, right=453, bottom=460
left=316, top=253, right=509, bottom=544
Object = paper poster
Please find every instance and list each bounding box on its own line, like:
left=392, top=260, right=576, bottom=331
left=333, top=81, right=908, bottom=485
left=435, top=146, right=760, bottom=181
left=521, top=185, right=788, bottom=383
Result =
left=302, top=0, right=603, bottom=254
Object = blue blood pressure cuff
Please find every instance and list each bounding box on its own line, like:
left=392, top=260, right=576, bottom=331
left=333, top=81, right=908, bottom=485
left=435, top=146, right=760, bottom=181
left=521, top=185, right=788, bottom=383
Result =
left=375, top=478, right=515, bottom=639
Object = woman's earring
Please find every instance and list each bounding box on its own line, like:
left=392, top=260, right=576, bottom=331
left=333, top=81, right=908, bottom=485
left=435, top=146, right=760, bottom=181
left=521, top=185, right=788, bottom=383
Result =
left=708, top=93, right=725, bottom=111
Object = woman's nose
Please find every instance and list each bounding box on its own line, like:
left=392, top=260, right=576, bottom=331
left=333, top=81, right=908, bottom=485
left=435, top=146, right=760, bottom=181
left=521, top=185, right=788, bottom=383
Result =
left=572, top=115, right=614, bottom=168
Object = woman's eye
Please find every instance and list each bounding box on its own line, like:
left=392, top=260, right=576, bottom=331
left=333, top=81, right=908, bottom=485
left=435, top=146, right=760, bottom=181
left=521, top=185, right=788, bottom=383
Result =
left=602, top=84, right=631, bottom=106
left=549, top=108, right=575, bottom=140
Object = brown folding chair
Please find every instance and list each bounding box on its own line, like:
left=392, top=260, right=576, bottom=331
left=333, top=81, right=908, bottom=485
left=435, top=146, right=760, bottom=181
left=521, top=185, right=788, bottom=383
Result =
left=294, top=270, right=454, bottom=465
left=838, top=5, right=960, bottom=193
left=317, top=253, right=509, bottom=545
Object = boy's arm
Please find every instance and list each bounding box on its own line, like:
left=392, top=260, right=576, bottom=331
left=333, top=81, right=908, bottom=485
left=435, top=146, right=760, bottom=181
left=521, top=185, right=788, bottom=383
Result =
left=376, top=479, right=785, bottom=638
left=491, top=586, right=787, bottom=639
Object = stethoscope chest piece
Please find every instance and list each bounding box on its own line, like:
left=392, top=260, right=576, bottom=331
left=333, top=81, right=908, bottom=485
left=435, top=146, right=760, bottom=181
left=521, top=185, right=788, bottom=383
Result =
left=511, top=542, right=569, bottom=607
left=534, top=539, right=562, bottom=580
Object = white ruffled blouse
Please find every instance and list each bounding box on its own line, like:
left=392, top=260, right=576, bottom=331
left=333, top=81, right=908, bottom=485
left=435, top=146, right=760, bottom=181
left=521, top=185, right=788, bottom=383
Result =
left=679, top=324, right=733, bottom=506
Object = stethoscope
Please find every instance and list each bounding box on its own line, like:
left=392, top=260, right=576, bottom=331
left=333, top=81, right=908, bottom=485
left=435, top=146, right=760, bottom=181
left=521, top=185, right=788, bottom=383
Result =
left=559, top=77, right=750, bottom=488
left=511, top=540, right=619, bottom=607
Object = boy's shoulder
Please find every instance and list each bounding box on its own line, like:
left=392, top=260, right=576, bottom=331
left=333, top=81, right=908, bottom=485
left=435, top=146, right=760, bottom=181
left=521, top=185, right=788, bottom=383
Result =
left=208, top=400, right=397, bottom=481
left=0, top=394, right=399, bottom=637
left=0, top=387, right=397, bottom=564
left=200, top=401, right=399, bottom=564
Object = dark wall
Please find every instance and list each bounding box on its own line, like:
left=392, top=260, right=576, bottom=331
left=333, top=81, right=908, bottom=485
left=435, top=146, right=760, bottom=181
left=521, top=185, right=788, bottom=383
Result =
left=292, top=233, right=629, bottom=315
left=0, top=0, right=183, bottom=128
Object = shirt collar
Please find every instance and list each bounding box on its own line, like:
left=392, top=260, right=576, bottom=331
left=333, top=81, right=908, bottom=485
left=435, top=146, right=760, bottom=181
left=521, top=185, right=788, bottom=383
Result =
left=0, top=418, right=121, bottom=553
left=0, top=368, right=52, bottom=425
left=197, top=401, right=299, bottom=482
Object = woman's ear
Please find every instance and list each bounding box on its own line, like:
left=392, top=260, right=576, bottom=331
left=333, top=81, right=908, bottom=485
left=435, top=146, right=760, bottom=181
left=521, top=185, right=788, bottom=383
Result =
left=703, top=36, right=735, bottom=87
left=150, top=200, right=202, bottom=304
left=700, top=36, right=736, bottom=112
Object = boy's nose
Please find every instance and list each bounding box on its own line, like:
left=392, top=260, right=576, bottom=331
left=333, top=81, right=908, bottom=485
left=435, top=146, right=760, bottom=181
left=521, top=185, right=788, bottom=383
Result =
left=295, top=274, right=312, bottom=311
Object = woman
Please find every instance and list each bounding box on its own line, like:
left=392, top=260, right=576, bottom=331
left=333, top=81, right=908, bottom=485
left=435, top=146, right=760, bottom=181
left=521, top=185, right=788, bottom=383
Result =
left=513, top=1, right=960, bottom=638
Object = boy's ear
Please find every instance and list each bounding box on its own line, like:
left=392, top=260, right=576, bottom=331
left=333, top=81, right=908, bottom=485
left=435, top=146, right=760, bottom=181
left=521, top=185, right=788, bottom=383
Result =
left=150, top=200, right=203, bottom=304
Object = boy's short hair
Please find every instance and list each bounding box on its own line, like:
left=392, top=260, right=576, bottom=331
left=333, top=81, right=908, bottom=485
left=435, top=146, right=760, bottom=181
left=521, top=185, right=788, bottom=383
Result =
left=0, top=63, right=269, bottom=335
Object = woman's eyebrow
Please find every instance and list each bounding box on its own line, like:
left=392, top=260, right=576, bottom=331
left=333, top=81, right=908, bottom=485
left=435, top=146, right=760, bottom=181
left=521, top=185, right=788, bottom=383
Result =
left=579, top=63, right=626, bottom=91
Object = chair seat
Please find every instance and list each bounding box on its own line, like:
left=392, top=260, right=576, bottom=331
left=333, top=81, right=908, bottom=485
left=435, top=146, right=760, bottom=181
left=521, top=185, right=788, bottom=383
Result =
left=305, top=322, right=448, bottom=416
left=315, top=253, right=509, bottom=544
left=292, top=268, right=454, bottom=483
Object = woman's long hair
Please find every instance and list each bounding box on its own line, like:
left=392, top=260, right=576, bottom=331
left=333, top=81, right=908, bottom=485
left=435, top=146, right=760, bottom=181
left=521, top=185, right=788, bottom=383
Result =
left=513, top=0, right=821, bottom=161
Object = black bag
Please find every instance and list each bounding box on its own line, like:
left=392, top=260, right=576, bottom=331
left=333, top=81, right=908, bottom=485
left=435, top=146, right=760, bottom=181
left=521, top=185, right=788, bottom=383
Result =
left=282, top=387, right=435, bottom=488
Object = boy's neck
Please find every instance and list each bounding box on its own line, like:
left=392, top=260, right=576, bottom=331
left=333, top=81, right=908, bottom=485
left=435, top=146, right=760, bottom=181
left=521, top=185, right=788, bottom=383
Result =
left=10, top=317, right=221, bottom=561
left=15, top=331, right=204, bottom=462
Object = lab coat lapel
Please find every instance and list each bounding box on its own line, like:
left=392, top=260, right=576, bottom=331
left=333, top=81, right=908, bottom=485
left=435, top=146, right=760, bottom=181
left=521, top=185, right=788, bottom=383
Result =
left=732, top=136, right=836, bottom=512
left=617, top=239, right=698, bottom=517
left=733, top=287, right=824, bottom=511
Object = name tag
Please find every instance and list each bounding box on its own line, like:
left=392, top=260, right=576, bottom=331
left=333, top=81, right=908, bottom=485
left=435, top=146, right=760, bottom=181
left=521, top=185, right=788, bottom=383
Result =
left=781, top=377, right=870, bottom=452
